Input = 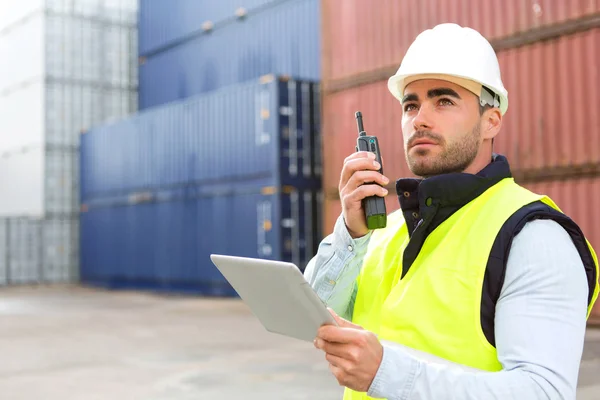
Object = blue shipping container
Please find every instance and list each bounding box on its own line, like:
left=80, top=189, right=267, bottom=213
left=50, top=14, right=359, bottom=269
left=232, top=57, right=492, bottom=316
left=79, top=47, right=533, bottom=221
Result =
left=80, top=178, right=323, bottom=295
left=81, top=75, right=321, bottom=201
left=138, top=0, right=320, bottom=109
left=139, top=0, right=282, bottom=56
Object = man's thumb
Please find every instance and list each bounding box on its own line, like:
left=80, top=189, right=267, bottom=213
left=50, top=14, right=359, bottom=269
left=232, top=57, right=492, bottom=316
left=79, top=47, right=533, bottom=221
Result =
left=328, top=307, right=363, bottom=330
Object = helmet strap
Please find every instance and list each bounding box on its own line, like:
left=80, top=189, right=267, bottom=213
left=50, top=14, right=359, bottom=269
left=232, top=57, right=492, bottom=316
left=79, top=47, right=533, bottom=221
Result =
left=480, top=86, right=500, bottom=108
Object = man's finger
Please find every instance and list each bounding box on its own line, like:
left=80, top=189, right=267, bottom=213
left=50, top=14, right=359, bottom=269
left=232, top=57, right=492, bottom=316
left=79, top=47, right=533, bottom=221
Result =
left=326, top=352, right=350, bottom=370
left=318, top=325, right=361, bottom=344
left=317, top=339, right=352, bottom=358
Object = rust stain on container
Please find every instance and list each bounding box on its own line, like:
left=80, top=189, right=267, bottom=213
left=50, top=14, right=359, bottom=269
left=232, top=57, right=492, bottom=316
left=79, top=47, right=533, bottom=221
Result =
left=322, top=0, right=600, bottom=83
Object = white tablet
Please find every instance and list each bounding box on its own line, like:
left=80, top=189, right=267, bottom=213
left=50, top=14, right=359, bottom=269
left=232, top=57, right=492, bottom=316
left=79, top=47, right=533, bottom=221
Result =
left=210, top=254, right=338, bottom=342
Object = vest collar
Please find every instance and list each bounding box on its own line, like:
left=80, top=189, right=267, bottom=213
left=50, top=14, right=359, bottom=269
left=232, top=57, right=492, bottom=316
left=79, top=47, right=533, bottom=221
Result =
left=395, top=154, right=513, bottom=234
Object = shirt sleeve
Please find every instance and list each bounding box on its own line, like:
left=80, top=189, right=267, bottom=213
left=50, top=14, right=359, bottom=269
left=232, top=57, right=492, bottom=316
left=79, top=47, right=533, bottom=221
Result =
left=303, top=214, right=372, bottom=320
left=367, top=219, right=589, bottom=400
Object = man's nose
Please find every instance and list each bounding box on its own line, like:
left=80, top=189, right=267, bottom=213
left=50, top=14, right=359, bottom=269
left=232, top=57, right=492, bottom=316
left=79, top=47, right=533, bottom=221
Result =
left=413, top=104, right=434, bottom=131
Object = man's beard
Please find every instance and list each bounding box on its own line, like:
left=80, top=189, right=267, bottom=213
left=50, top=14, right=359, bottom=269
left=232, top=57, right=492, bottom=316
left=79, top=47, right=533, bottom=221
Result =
left=406, top=123, right=481, bottom=178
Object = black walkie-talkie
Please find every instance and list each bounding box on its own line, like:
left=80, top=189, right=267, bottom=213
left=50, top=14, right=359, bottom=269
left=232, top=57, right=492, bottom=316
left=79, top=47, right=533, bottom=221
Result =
left=355, top=111, right=387, bottom=229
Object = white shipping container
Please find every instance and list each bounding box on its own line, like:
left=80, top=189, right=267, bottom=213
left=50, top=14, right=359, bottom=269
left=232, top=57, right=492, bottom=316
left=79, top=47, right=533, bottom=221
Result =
left=0, top=0, right=138, bottom=284
left=1, top=2, right=137, bottom=152
left=0, top=220, right=8, bottom=285
left=7, top=218, right=43, bottom=284
left=0, top=80, right=45, bottom=151
left=0, top=11, right=45, bottom=92
left=0, top=148, right=45, bottom=217
left=0, top=148, right=80, bottom=217
left=42, top=217, right=78, bottom=282
left=0, top=0, right=44, bottom=30
left=45, top=149, right=78, bottom=215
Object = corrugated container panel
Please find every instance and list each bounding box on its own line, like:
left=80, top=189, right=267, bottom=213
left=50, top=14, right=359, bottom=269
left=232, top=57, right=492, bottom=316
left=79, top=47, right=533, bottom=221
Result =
left=139, top=0, right=282, bottom=56
left=7, top=218, right=43, bottom=284
left=0, top=81, right=44, bottom=152
left=45, top=82, right=136, bottom=148
left=322, top=79, right=415, bottom=193
left=80, top=179, right=323, bottom=295
left=139, top=0, right=319, bottom=109
left=0, top=219, right=8, bottom=285
left=1, top=4, right=138, bottom=151
left=322, top=0, right=600, bottom=82
left=0, top=13, right=44, bottom=142
left=322, top=194, right=400, bottom=238
left=42, top=217, right=78, bottom=283
left=81, top=76, right=321, bottom=200
left=0, top=0, right=44, bottom=29
left=0, top=11, right=44, bottom=103
left=46, top=0, right=137, bottom=24
left=45, top=149, right=79, bottom=215
left=494, top=28, right=600, bottom=171
left=0, top=148, right=45, bottom=217
left=0, top=147, right=79, bottom=217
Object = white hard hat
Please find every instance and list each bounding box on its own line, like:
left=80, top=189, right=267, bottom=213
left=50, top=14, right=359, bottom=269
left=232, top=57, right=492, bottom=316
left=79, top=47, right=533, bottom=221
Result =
left=388, top=23, right=508, bottom=115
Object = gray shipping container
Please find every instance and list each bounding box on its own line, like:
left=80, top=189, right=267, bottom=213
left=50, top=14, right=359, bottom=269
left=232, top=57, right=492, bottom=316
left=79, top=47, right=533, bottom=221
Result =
left=0, top=216, right=79, bottom=285
left=0, top=0, right=138, bottom=284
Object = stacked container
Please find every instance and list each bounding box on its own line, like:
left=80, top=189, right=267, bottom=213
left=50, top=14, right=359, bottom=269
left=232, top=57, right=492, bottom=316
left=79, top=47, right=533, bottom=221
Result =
left=137, top=0, right=320, bottom=109
left=80, top=0, right=322, bottom=295
left=320, top=1, right=600, bottom=320
left=80, top=75, right=322, bottom=294
left=0, top=0, right=138, bottom=284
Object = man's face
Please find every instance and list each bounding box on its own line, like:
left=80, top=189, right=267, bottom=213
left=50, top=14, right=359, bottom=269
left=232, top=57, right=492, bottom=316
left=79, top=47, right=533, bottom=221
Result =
left=401, top=79, right=483, bottom=178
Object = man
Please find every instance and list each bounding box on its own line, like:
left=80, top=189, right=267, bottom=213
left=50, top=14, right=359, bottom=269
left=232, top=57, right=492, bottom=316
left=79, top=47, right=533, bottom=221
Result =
left=304, top=23, right=599, bottom=399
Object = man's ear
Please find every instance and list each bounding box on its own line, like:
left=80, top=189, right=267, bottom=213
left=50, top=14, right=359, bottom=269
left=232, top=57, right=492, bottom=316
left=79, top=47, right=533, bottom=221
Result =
left=482, top=108, right=502, bottom=140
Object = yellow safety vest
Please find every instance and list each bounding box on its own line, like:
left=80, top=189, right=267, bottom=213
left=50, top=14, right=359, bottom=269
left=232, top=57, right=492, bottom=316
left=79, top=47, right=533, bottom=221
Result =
left=344, top=178, right=599, bottom=400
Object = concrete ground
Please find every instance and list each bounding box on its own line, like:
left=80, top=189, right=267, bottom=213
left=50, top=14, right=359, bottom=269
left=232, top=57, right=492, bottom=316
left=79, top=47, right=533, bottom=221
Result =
left=0, top=286, right=598, bottom=400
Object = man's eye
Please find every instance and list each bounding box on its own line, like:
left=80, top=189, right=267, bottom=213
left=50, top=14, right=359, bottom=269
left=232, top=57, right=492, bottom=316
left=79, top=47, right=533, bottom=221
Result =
left=404, top=104, right=418, bottom=112
left=439, top=98, right=454, bottom=106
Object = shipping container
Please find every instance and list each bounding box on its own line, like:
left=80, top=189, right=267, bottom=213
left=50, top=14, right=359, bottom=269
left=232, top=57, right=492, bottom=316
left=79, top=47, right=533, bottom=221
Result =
left=322, top=0, right=600, bottom=84
left=138, top=0, right=320, bottom=109
left=0, top=219, right=7, bottom=285
left=0, top=147, right=79, bottom=218
left=322, top=26, right=600, bottom=191
left=0, top=0, right=138, bottom=218
left=0, top=0, right=44, bottom=29
left=495, top=27, right=600, bottom=172
left=0, top=147, right=45, bottom=217
left=0, top=0, right=138, bottom=285
left=45, top=0, right=138, bottom=24
left=0, top=216, right=79, bottom=284
left=42, top=217, right=79, bottom=282
left=4, top=218, right=43, bottom=284
left=81, top=76, right=321, bottom=200
left=322, top=79, right=415, bottom=193
left=0, top=3, right=138, bottom=152
left=80, top=178, right=323, bottom=295
left=139, top=0, right=282, bottom=56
